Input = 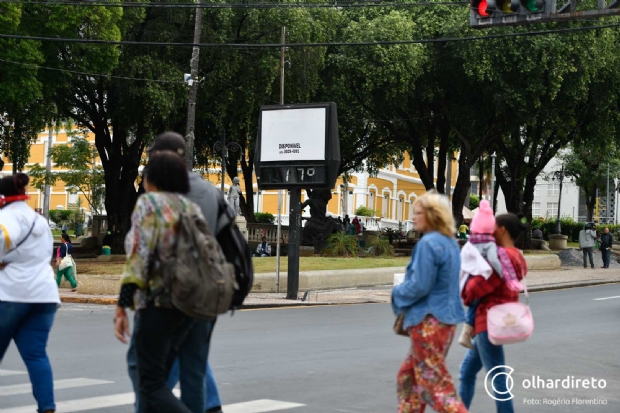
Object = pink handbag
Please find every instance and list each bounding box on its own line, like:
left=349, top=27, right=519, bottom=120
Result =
left=487, top=280, right=534, bottom=345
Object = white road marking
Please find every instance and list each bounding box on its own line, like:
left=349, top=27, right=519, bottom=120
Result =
left=0, top=370, right=26, bottom=377
left=1, top=392, right=304, bottom=413
left=225, top=399, right=305, bottom=413
left=0, top=378, right=113, bottom=396
left=593, top=295, right=620, bottom=301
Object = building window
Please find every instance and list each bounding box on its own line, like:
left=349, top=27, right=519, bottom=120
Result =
left=397, top=198, right=403, bottom=221
left=367, top=191, right=375, bottom=210
left=532, top=202, right=541, bottom=217
left=68, top=189, right=78, bottom=208
left=382, top=194, right=389, bottom=218
left=547, top=202, right=558, bottom=218
left=408, top=200, right=415, bottom=221
left=470, top=182, right=479, bottom=196
left=534, top=185, right=541, bottom=197
left=547, top=182, right=559, bottom=197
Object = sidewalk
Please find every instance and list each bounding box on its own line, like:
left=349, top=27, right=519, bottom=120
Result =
left=59, top=267, right=620, bottom=308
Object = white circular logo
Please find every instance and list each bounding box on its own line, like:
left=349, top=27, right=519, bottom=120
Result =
left=485, top=365, right=515, bottom=401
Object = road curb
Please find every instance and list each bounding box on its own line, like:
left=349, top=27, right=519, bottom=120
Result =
left=60, top=281, right=620, bottom=307
left=528, top=280, right=620, bottom=292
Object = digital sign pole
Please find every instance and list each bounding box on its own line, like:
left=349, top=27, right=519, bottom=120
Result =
left=255, top=103, right=340, bottom=299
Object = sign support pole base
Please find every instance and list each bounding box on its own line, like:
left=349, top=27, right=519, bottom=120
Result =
left=286, top=188, right=301, bottom=299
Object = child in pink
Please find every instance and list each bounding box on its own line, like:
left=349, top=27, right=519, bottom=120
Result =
left=458, top=200, right=523, bottom=348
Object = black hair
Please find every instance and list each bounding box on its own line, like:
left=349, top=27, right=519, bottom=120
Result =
left=496, top=213, right=527, bottom=242
left=61, top=233, right=71, bottom=243
left=144, top=152, right=189, bottom=194
left=0, top=173, right=29, bottom=197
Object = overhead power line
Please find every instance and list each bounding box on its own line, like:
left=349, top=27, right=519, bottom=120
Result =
left=1, top=22, right=620, bottom=48
left=0, top=0, right=469, bottom=7
left=0, top=58, right=184, bottom=83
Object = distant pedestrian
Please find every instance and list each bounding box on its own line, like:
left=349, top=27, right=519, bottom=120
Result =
left=579, top=223, right=597, bottom=269
left=55, top=233, right=77, bottom=291
left=352, top=216, right=361, bottom=235
left=0, top=173, right=60, bottom=413
left=254, top=236, right=271, bottom=257
left=343, top=214, right=351, bottom=233
left=458, top=223, right=469, bottom=240
left=391, top=192, right=467, bottom=413
left=278, top=237, right=288, bottom=257
left=459, top=212, right=528, bottom=413
left=532, top=226, right=543, bottom=240
left=599, top=227, right=614, bottom=269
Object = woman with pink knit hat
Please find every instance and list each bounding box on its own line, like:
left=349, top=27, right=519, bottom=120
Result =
left=457, top=200, right=522, bottom=348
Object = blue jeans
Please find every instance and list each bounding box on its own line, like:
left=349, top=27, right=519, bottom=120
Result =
left=168, top=355, right=222, bottom=411
left=459, top=331, right=514, bottom=413
left=466, top=299, right=480, bottom=326
left=128, top=316, right=219, bottom=413
left=0, top=301, right=57, bottom=413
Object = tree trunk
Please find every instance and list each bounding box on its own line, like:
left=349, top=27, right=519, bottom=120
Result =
left=585, top=187, right=596, bottom=222
left=239, top=151, right=255, bottom=223
left=452, top=151, right=472, bottom=226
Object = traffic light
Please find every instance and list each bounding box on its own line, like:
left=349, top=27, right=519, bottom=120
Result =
left=470, top=0, right=550, bottom=27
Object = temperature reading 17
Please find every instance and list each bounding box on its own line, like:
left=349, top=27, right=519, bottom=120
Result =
left=285, top=167, right=315, bottom=182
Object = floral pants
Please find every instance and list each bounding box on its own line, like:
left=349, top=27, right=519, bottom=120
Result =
left=397, top=316, right=468, bottom=413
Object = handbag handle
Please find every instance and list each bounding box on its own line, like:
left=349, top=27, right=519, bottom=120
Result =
left=522, top=278, right=529, bottom=305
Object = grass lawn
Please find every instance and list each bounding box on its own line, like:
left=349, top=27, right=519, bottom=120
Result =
left=76, top=256, right=411, bottom=276
left=567, top=241, right=579, bottom=248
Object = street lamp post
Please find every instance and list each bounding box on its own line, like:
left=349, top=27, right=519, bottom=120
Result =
left=552, top=165, right=565, bottom=234
left=213, top=131, right=242, bottom=193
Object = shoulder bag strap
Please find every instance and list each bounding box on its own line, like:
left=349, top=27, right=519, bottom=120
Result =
left=6, top=214, right=38, bottom=254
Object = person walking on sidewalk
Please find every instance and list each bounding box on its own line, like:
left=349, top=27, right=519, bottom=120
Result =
left=458, top=213, right=528, bottom=413
left=579, top=223, right=597, bottom=269
left=125, top=132, right=228, bottom=413
left=391, top=192, right=468, bottom=413
left=599, top=227, right=614, bottom=269
left=114, top=152, right=202, bottom=413
left=0, top=173, right=60, bottom=413
left=55, top=233, right=77, bottom=291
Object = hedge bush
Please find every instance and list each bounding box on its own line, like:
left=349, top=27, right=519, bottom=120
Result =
left=254, top=212, right=275, bottom=223
left=530, top=217, right=620, bottom=242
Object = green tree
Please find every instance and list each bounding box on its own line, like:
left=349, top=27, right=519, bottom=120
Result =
left=30, top=135, right=105, bottom=214
left=560, top=143, right=620, bottom=222
left=469, top=194, right=480, bottom=210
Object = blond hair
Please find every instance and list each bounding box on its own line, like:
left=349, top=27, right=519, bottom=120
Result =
left=414, top=192, right=455, bottom=238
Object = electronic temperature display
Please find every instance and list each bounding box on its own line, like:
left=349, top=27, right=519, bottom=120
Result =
left=255, top=103, right=340, bottom=190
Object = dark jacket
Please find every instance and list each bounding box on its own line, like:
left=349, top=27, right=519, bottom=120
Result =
left=600, top=233, right=614, bottom=250
left=59, top=242, right=72, bottom=258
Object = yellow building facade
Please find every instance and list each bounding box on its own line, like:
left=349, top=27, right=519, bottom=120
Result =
left=3, top=128, right=458, bottom=229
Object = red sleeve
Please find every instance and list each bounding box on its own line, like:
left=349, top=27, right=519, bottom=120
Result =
left=462, top=272, right=503, bottom=305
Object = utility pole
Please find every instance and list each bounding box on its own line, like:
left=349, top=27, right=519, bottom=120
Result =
left=184, top=0, right=203, bottom=170
left=445, top=152, right=452, bottom=198
left=276, top=26, right=286, bottom=294
left=43, top=124, right=53, bottom=220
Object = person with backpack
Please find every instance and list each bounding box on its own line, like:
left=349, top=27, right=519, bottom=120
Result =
left=124, top=132, right=253, bottom=413
left=0, top=173, right=60, bottom=413
left=114, top=152, right=213, bottom=413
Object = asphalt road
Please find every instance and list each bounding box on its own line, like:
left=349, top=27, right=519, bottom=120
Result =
left=2, top=284, right=620, bottom=413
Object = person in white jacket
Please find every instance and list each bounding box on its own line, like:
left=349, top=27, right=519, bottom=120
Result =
left=0, top=173, right=60, bottom=413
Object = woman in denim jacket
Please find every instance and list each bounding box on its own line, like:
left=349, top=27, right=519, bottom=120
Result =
left=392, top=192, right=467, bottom=413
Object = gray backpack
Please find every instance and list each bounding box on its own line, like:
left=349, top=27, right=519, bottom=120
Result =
left=155, top=195, right=238, bottom=319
